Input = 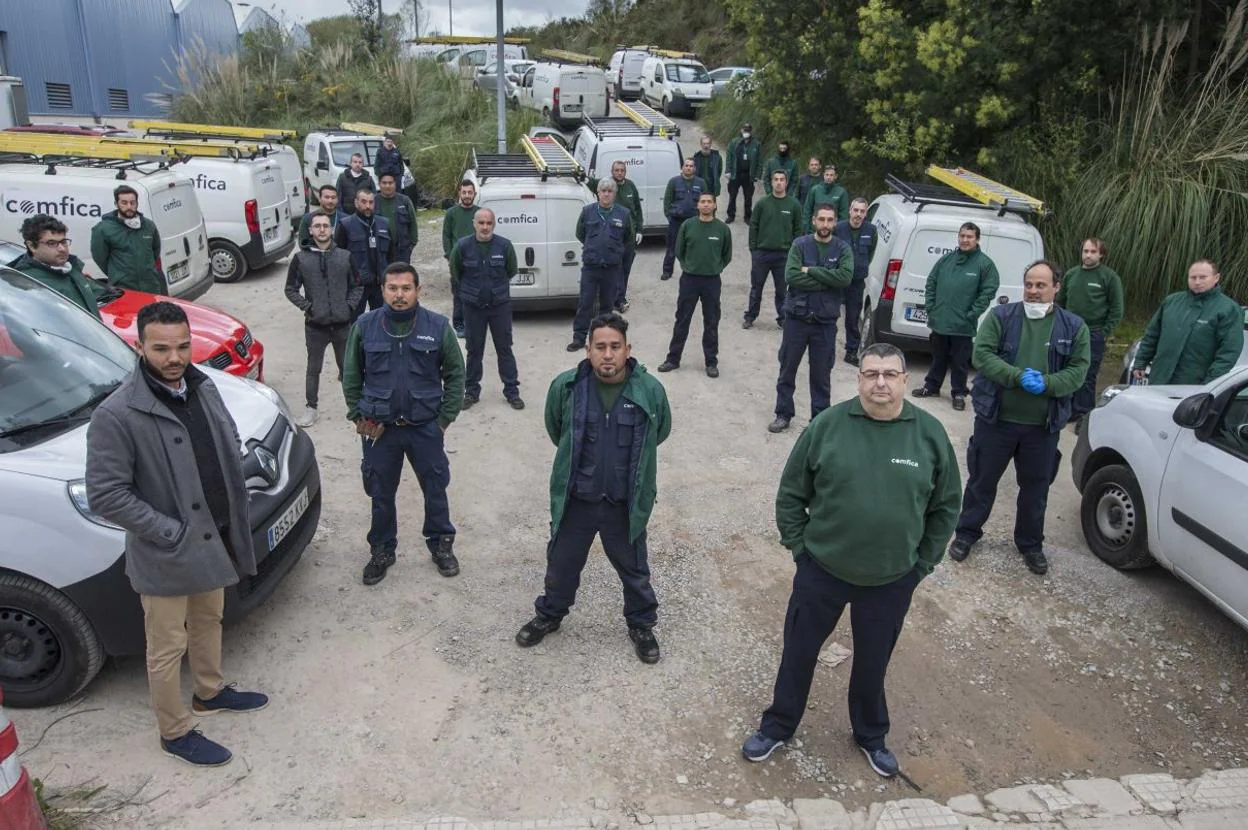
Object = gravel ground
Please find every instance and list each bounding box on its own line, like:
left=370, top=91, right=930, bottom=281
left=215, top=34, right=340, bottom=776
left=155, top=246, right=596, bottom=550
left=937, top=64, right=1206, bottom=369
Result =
left=17, top=111, right=1248, bottom=827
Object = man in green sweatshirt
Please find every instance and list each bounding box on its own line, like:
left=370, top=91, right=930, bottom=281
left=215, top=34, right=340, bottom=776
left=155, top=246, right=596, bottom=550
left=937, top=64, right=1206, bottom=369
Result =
left=13, top=214, right=102, bottom=319
left=90, top=185, right=166, bottom=295
left=1133, top=259, right=1244, bottom=386
left=742, top=343, right=960, bottom=778
left=658, top=193, right=732, bottom=377
left=802, top=164, right=850, bottom=232
left=441, top=179, right=480, bottom=338
left=1057, top=238, right=1124, bottom=420
left=950, top=261, right=1090, bottom=576
left=913, top=222, right=1000, bottom=410
left=744, top=170, right=803, bottom=329
left=762, top=141, right=797, bottom=197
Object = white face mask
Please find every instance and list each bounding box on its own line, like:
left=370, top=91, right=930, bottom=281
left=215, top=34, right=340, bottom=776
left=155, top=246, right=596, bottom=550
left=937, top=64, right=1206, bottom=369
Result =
left=49, top=261, right=72, bottom=273
left=1023, top=301, right=1052, bottom=319
left=742, top=131, right=751, bottom=140
left=123, top=215, right=142, bottom=229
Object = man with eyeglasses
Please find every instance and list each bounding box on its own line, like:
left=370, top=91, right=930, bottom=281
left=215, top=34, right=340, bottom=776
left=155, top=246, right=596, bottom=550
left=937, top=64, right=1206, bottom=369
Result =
left=743, top=342, right=961, bottom=779
left=12, top=214, right=101, bottom=319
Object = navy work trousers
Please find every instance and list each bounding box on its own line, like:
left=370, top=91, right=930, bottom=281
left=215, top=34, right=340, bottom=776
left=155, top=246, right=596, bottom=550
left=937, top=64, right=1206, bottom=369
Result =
left=759, top=554, right=921, bottom=751
left=726, top=173, right=754, bottom=221
left=535, top=498, right=658, bottom=628
left=615, top=246, right=636, bottom=308
left=303, top=322, right=348, bottom=409
left=662, top=216, right=690, bottom=278
left=1071, top=329, right=1106, bottom=418
left=463, top=301, right=520, bottom=400
left=955, top=417, right=1062, bottom=552
left=573, top=265, right=619, bottom=344
left=843, top=279, right=866, bottom=354
left=451, top=280, right=464, bottom=331
left=361, top=420, right=455, bottom=554
left=775, top=316, right=838, bottom=420
left=665, top=273, right=722, bottom=367
left=923, top=332, right=973, bottom=397
left=746, top=250, right=787, bottom=324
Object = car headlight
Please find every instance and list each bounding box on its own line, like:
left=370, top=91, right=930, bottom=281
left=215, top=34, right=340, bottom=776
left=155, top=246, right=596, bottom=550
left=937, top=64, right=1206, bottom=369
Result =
left=1097, top=384, right=1128, bottom=408
left=67, top=480, right=123, bottom=530
left=238, top=376, right=299, bottom=434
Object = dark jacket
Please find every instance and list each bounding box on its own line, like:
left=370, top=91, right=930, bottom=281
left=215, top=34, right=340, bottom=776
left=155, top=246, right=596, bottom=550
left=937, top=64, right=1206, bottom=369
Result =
left=89, top=211, right=165, bottom=295
left=693, top=149, right=723, bottom=197
left=374, top=145, right=404, bottom=181
left=335, top=212, right=391, bottom=286
left=86, top=363, right=256, bottom=596
left=336, top=169, right=377, bottom=215
left=284, top=243, right=362, bottom=326
left=725, top=136, right=761, bottom=181
left=11, top=254, right=102, bottom=319
left=375, top=192, right=418, bottom=262
left=297, top=209, right=344, bottom=249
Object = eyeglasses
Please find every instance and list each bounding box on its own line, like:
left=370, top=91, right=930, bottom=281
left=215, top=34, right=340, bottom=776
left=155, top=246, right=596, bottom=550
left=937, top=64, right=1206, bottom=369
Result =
left=859, top=370, right=904, bottom=381
left=40, top=238, right=72, bottom=249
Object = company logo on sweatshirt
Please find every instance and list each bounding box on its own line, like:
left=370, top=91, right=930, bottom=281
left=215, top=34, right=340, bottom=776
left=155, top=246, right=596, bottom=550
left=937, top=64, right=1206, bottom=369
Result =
left=497, top=214, right=539, bottom=225
left=416, top=334, right=436, bottom=342
left=3, top=192, right=104, bottom=218
left=891, top=458, right=920, bottom=468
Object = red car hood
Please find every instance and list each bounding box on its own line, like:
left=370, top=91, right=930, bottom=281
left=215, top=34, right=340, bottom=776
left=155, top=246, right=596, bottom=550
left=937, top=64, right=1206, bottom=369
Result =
left=99, top=288, right=244, bottom=364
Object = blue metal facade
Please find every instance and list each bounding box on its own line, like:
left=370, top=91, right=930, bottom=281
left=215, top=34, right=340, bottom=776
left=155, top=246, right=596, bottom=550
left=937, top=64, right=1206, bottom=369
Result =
left=174, top=0, right=240, bottom=58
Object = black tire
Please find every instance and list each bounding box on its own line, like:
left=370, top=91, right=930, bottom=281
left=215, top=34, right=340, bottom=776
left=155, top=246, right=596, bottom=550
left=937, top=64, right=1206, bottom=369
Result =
left=0, top=573, right=104, bottom=708
left=209, top=239, right=248, bottom=283
left=1080, top=464, right=1155, bottom=570
left=662, top=97, right=672, bottom=117
left=858, top=301, right=877, bottom=356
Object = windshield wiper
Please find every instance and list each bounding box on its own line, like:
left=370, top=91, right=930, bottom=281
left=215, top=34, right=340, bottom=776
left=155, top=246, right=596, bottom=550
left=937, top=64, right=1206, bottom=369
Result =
left=0, top=382, right=121, bottom=440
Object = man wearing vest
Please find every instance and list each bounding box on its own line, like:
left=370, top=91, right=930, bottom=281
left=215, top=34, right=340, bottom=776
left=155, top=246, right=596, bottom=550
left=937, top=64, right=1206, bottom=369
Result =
left=374, top=134, right=404, bottom=182
left=571, top=179, right=635, bottom=351
left=297, top=186, right=343, bottom=250
left=795, top=156, right=822, bottom=207
left=515, top=313, right=672, bottom=663
left=442, top=180, right=481, bottom=338
left=343, top=263, right=465, bottom=586
left=335, top=187, right=392, bottom=317
left=1132, top=259, right=1243, bottom=386
left=450, top=208, right=524, bottom=411
left=13, top=214, right=101, bottom=319
left=769, top=204, right=854, bottom=433
left=661, top=159, right=706, bottom=281
left=948, top=261, right=1090, bottom=576
left=588, top=161, right=645, bottom=314
left=90, top=185, right=166, bottom=295
left=744, top=170, right=802, bottom=330
left=1057, top=238, right=1124, bottom=422
left=375, top=173, right=419, bottom=265
left=763, top=140, right=797, bottom=197
left=834, top=198, right=878, bottom=367
left=693, top=135, right=723, bottom=199
left=913, top=222, right=1000, bottom=411
left=336, top=153, right=376, bottom=216
left=802, top=165, right=850, bottom=233
left=659, top=193, right=733, bottom=378
left=284, top=211, right=363, bottom=428
left=725, top=123, right=761, bottom=223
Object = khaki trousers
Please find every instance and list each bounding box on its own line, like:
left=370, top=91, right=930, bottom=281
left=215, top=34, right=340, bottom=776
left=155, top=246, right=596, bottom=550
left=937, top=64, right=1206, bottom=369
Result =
left=140, top=589, right=226, bottom=740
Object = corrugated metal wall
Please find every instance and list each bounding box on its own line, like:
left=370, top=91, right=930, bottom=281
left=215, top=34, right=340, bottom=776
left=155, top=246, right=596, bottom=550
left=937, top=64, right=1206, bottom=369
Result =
left=174, top=0, right=240, bottom=59
left=79, top=0, right=180, bottom=117
left=0, top=0, right=95, bottom=115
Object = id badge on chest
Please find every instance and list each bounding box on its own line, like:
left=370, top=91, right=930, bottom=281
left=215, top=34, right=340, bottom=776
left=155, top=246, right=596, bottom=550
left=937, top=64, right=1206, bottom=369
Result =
left=368, top=235, right=377, bottom=249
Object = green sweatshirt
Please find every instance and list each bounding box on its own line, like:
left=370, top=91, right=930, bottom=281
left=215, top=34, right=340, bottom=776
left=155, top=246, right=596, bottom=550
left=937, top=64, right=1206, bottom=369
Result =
left=802, top=182, right=850, bottom=230
left=1057, top=264, right=1124, bottom=337
left=924, top=248, right=1000, bottom=337
left=762, top=154, right=797, bottom=195
left=776, top=398, right=962, bottom=585
left=784, top=238, right=854, bottom=292
left=342, top=311, right=466, bottom=428
left=675, top=217, right=732, bottom=275
left=749, top=194, right=803, bottom=251
left=441, top=204, right=480, bottom=258
left=11, top=254, right=102, bottom=319
left=972, top=309, right=1091, bottom=426
left=589, top=177, right=644, bottom=234
left=447, top=237, right=519, bottom=285
left=1135, top=286, right=1245, bottom=385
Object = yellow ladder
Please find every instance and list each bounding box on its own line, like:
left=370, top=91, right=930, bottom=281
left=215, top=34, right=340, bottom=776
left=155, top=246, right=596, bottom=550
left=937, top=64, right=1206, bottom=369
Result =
left=411, top=35, right=530, bottom=45
left=647, top=47, right=699, bottom=60
left=926, top=166, right=1046, bottom=215
left=129, top=120, right=295, bottom=140
left=539, top=49, right=602, bottom=66
left=520, top=135, right=582, bottom=177
left=340, top=122, right=404, bottom=136
left=616, top=101, right=679, bottom=137
left=0, top=132, right=239, bottom=159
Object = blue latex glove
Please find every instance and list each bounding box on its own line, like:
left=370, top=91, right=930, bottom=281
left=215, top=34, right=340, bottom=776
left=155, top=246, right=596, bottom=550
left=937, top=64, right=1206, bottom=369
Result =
left=1020, top=369, right=1047, bottom=395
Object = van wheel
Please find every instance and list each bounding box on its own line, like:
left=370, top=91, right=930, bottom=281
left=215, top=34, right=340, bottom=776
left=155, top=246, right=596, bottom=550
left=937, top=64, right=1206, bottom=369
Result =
left=210, top=240, right=249, bottom=283
left=662, top=97, right=672, bottom=117
left=0, top=574, right=104, bottom=708
left=859, top=301, right=877, bottom=353
left=508, top=95, right=519, bottom=110
left=1080, top=465, right=1155, bottom=570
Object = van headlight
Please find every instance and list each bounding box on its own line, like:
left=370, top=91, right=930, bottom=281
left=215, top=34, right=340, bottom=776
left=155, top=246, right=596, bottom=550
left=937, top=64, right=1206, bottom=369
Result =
left=1097, top=385, right=1128, bottom=408
left=67, top=480, right=123, bottom=530
left=238, top=376, right=299, bottom=434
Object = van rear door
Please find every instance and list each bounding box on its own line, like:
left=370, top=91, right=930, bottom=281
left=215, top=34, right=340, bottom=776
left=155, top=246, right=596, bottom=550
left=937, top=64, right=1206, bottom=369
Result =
left=601, top=139, right=679, bottom=233
left=490, top=194, right=549, bottom=302
left=271, top=145, right=306, bottom=223
left=891, top=227, right=957, bottom=340
left=146, top=175, right=212, bottom=300
left=558, top=69, right=606, bottom=121
left=543, top=194, right=590, bottom=301
left=253, top=161, right=292, bottom=254
left=979, top=228, right=1040, bottom=307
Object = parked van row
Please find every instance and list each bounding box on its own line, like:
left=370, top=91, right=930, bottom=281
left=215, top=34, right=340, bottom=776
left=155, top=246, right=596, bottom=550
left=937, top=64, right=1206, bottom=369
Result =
left=515, top=50, right=609, bottom=129
left=607, top=46, right=714, bottom=117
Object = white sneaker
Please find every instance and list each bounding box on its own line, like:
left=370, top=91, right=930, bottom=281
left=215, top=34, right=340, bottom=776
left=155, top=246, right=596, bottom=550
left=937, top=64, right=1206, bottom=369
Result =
left=295, top=407, right=318, bottom=428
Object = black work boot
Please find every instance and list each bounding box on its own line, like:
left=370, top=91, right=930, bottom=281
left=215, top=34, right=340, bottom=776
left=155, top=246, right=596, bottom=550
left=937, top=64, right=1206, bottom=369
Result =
left=431, top=535, right=460, bottom=577
left=515, top=615, right=561, bottom=647
left=362, top=548, right=396, bottom=586
left=628, top=626, right=661, bottom=664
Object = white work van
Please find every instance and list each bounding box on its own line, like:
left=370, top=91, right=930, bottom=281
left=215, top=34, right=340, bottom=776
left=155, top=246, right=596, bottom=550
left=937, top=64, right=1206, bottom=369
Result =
left=517, top=62, right=609, bottom=129
left=302, top=129, right=416, bottom=201
left=640, top=54, right=713, bottom=117
left=451, top=44, right=530, bottom=78
left=0, top=157, right=213, bottom=300
left=607, top=47, right=650, bottom=101
left=464, top=139, right=593, bottom=309
left=858, top=173, right=1045, bottom=354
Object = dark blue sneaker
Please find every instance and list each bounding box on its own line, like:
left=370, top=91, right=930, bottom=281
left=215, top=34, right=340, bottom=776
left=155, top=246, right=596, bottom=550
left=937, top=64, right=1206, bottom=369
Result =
left=192, top=683, right=269, bottom=715
left=741, top=730, right=785, bottom=762
left=161, top=729, right=232, bottom=767
left=860, top=745, right=899, bottom=777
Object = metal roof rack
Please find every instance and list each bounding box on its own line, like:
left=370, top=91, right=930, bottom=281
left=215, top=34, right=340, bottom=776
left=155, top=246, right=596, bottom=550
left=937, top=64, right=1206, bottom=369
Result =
left=340, top=122, right=404, bottom=137
left=646, top=47, right=700, bottom=60
left=0, top=151, right=185, bottom=178
left=925, top=166, right=1047, bottom=216
left=129, top=120, right=296, bottom=140
left=538, top=49, right=602, bottom=66
left=472, top=135, right=584, bottom=182
left=885, top=173, right=1042, bottom=218
left=0, top=131, right=249, bottom=160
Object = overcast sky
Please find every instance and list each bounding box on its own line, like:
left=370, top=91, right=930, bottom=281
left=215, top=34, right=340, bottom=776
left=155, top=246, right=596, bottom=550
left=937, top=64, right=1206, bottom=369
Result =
left=247, top=0, right=588, bottom=36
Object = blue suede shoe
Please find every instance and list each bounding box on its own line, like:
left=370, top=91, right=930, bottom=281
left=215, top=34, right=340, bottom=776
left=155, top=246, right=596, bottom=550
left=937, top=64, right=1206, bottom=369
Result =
left=192, top=683, right=269, bottom=715
left=860, top=745, right=899, bottom=778
left=161, top=729, right=232, bottom=767
left=741, top=731, right=785, bottom=762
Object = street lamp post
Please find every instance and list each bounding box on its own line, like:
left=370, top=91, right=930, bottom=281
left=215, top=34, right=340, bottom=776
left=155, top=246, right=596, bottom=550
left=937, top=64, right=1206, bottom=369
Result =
left=495, top=0, right=506, bottom=153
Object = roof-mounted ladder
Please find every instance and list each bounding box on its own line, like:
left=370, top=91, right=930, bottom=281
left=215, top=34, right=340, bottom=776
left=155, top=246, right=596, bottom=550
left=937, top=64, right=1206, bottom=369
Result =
left=472, top=136, right=585, bottom=182
left=924, top=166, right=1047, bottom=216
left=129, top=120, right=295, bottom=141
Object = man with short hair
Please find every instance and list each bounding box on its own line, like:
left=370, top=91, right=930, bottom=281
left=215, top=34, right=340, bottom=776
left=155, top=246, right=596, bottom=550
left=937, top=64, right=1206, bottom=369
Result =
left=284, top=211, right=362, bottom=427
left=949, top=261, right=1090, bottom=575
left=693, top=135, right=723, bottom=198
left=763, top=140, right=797, bottom=197
left=336, top=153, right=376, bottom=215
left=661, top=158, right=706, bottom=281
left=1057, top=238, right=1124, bottom=421
left=572, top=178, right=635, bottom=350
left=795, top=157, right=822, bottom=206
left=441, top=180, right=480, bottom=338
left=297, top=186, right=343, bottom=249
left=374, top=134, right=404, bottom=182
left=450, top=208, right=524, bottom=411
left=516, top=313, right=672, bottom=664
left=659, top=193, right=732, bottom=377
left=743, top=343, right=961, bottom=779
left=343, top=264, right=466, bottom=586
left=375, top=172, right=419, bottom=265
left=87, top=301, right=268, bottom=768
left=725, top=123, right=761, bottom=223
left=913, top=222, right=1000, bottom=411
left=1132, top=259, right=1243, bottom=386
left=744, top=169, right=802, bottom=330
left=13, top=214, right=101, bottom=318
left=834, top=198, right=878, bottom=366
left=589, top=161, right=643, bottom=313
left=769, top=204, right=854, bottom=433
left=90, top=185, right=166, bottom=294
left=335, top=187, right=391, bottom=316
left=802, top=164, right=850, bottom=233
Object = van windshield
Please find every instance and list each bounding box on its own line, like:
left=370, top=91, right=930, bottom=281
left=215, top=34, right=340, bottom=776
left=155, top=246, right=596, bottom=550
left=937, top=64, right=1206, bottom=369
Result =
left=330, top=139, right=382, bottom=167
left=0, top=270, right=133, bottom=448
left=666, top=64, right=710, bottom=83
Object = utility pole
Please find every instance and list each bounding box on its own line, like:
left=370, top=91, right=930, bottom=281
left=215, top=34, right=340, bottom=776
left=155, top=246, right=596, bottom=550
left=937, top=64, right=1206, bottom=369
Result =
left=448, top=0, right=453, bottom=36
left=495, top=0, right=506, bottom=153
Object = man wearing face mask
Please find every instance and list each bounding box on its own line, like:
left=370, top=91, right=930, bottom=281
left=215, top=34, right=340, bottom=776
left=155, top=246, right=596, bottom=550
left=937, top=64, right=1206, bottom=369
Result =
left=763, top=141, right=797, bottom=197
left=14, top=214, right=101, bottom=319
left=90, top=185, right=166, bottom=295
left=948, top=261, right=1089, bottom=576
left=725, top=123, right=761, bottom=224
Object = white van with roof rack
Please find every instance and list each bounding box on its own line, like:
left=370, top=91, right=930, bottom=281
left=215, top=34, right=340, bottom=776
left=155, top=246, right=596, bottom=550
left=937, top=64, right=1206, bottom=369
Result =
left=858, top=167, right=1046, bottom=356
left=640, top=49, right=713, bottom=117
left=607, top=46, right=653, bottom=101
left=463, top=135, right=593, bottom=309
left=517, top=51, right=609, bottom=129
left=302, top=124, right=417, bottom=201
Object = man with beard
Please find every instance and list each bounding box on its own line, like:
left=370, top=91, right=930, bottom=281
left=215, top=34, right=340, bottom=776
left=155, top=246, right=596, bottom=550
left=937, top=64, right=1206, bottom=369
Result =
left=335, top=187, right=392, bottom=316
left=90, top=185, right=166, bottom=294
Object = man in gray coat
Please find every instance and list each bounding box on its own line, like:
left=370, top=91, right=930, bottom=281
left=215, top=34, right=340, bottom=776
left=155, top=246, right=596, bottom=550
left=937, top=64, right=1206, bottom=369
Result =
left=86, top=301, right=268, bottom=768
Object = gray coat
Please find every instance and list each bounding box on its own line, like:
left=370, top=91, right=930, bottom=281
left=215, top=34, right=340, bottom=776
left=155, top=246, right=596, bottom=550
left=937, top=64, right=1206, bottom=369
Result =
left=86, top=363, right=256, bottom=597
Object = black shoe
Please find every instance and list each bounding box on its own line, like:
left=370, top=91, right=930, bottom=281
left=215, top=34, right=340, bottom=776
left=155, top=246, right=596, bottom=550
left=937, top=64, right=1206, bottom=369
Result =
left=844, top=351, right=859, bottom=367
left=948, top=538, right=972, bottom=562
left=454, top=325, right=466, bottom=339
left=508, top=397, right=526, bottom=410
left=567, top=340, right=585, bottom=352
left=742, top=318, right=754, bottom=329
left=775, top=317, right=784, bottom=327
left=768, top=416, right=791, bottom=433
left=431, top=536, right=459, bottom=577
left=951, top=395, right=967, bottom=411
left=461, top=394, right=479, bottom=410
left=362, top=548, right=396, bottom=585
left=515, top=615, right=561, bottom=647
left=1020, top=547, right=1049, bottom=575
left=706, top=365, right=720, bottom=378
left=660, top=273, right=672, bottom=281
left=726, top=216, right=735, bottom=224
left=616, top=300, right=630, bottom=313
left=911, top=387, right=939, bottom=398
left=628, top=626, right=660, bottom=664
left=658, top=361, right=678, bottom=372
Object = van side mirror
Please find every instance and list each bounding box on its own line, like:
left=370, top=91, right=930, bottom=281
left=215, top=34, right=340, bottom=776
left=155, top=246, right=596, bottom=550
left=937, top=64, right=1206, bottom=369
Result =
left=1172, top=392, right=1214, bottom=430
left=315, top=160, right=328, bottom=172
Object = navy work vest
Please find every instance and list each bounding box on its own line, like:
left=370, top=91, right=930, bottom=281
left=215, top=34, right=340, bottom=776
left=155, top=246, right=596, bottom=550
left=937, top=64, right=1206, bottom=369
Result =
left=581, top=203, right=631, bottom=268
left=834, top=220, right=874, bottom=282
left=355, top=306, right=449, bottom=425
left=784, top=234, right=851, bottom=323
left=388, top=196, right=414, bottom=255
left=341, top=213, right=391, bottom=285
left=573, top=384, right=638, bottom=505
left=456, top=234, right=512, bottom=307
left=971, top=303, right=1084, bottom=432
left=668, top=176, right=704, bottom=220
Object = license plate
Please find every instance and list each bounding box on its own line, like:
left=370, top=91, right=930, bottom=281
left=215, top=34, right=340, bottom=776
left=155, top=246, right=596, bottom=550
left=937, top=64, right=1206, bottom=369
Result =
left=511, top=272, right=536, bottom=286
left=563, top=104, right=582, bottom=112
left=266, top=487, right=308, bottom=551
left=263, top=227, right=278, bottom=242
left=904, top=305, right=928, bottom=323
left=167, top=261, right=190, bottom=283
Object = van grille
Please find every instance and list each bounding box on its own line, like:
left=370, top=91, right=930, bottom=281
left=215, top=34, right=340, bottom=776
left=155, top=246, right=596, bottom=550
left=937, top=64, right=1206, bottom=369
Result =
left=107, top=88, right=129, bottom=112
left=206, top=351, right=233, bottom=370
left=45, top=82, right=72, bottom=109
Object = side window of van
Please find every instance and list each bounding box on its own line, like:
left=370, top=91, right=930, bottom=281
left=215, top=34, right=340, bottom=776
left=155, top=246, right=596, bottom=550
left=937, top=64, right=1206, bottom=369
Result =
left=317, top=143, right=330, bottom=170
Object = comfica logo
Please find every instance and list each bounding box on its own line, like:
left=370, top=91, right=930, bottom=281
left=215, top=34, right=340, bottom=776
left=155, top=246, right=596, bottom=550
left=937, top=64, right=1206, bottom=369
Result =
left=162, top=199, right=184, bottom=212
left=192, top=173, right=228, bottom=190
left=497, top=214, right=539, bottom=224
left=620, top=157, right=645, bottom=166
left=3, top=193, right=104, bottom=217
